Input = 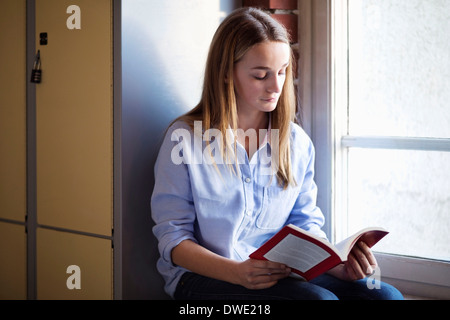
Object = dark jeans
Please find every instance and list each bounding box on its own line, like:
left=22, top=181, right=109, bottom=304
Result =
left=174, top=272, right=404, bottom=300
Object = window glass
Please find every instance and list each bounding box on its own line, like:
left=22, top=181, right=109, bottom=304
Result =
left=347, top=148, right=450, bottom=261
left=348, top=0, right=450, bottom=138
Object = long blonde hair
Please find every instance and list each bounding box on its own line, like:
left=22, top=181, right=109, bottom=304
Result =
left=176, top=7, right=296, bottom=188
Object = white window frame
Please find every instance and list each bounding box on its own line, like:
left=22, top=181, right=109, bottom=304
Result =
left=298, top=0, right=450, bottom=299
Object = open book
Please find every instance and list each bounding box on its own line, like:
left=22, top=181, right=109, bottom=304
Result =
left=249, top=224, right=388, bottom=281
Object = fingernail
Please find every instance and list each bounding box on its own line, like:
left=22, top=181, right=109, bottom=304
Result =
left=366, top=266, right=373, bottom=275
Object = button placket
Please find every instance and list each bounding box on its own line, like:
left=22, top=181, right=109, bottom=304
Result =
left=240, top=155, right=254, bottom=217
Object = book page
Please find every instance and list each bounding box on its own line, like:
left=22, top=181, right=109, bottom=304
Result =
left=263, top=234, right=331, bottom=273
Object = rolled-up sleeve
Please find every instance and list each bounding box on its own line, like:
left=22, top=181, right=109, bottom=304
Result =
left=151, top=125, right=198, bottom=266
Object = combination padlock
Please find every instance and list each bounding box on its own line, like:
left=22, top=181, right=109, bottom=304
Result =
left=30, top=50, right=42, bottom=83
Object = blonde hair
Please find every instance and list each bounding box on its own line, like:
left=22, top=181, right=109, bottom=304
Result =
left=176, top=7, right=296, bottom=188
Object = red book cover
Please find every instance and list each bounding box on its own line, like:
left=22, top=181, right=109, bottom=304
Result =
left=250, top=224, right=388, bottom=281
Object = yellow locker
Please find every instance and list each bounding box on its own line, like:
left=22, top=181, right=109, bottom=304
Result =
left=0, top=0, right=116, bottom=300
left=0, top=0, right=27, bottom=301
left=0, top=222, right=27, bottom=300
left=36, top=228, right=112, bottom=300
left=0, top=0, right=27, bottom=222
left=35, top=0, right=113, bottom=236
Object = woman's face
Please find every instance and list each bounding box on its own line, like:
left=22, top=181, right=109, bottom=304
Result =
left=233, top=41, right=290, bottom=116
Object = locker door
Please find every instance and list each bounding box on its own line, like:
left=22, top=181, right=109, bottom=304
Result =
left=35, top=0, right=113, bottom=236
left=0, top=0, right=27, bottom=223
left=0, top=0, right=27, bottom=300
left=0, top=223, right=27, bottom=299
left=36, top=228, right=112, bottom=299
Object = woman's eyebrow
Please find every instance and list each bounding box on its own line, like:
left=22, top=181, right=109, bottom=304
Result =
left=251, top=66, right=270, bottom=70
left=251, top=62, right=289, bottom=70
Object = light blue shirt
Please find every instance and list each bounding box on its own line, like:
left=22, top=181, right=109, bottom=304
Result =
left=151, top=120, right=327, bottom=297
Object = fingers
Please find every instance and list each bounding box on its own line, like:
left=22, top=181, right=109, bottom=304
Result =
left=346, top=241, right=378, bottom=280
left=242, top=260, right=291, bottom=290
left=358, top=241, right=377, bottom=267
left=252, top=260, right=290, bottom=273
left=248, top=272, right=290, bottom=290
left=249, top=272, right=289, bottom=290
left=251, top=260, right=291, bottom=281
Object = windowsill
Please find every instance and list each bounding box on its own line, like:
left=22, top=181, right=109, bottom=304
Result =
left=375, top=253, right=450, bottom=300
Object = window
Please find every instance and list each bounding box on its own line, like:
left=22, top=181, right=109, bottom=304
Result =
left=337, top=0, right=450, bottom=262
left=299, top=0, right=450, bottom=298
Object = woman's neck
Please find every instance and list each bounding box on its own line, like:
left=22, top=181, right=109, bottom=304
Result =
left=236, top=111, right=270, bottom=159
left=237, top=110, right=269, bottom=132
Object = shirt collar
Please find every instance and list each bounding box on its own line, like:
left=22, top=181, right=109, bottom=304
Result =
left=260, top=116, right=272, bottom=147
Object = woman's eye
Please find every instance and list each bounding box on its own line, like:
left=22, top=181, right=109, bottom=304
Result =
left=254, top=74, right=267, bottom=80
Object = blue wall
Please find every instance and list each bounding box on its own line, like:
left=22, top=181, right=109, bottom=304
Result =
left=121, top=1, right=241, bottom=299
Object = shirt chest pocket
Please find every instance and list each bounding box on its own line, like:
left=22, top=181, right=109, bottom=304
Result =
left=256, top=186, right=301, bottom=230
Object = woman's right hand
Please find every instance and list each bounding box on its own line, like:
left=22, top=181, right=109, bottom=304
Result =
left=172, top=240, right=291, bottom=290
left=233, top=259, right=291, bottom=290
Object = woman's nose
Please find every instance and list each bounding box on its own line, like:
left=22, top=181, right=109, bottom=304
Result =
left=267, top=75, right=283, bottom=93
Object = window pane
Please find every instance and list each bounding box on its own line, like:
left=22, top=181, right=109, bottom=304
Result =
left=347, top=148, right=450, bottom=261
left=348, top=0, right=450, bottom=138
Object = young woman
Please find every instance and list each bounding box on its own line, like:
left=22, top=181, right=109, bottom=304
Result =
left=151, top=7, right=403, bottom=300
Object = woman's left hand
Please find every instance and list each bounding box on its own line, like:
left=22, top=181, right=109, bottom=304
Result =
left=327, top=241, right=378, bottom=281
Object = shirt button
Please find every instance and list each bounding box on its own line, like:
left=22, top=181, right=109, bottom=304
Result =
left=245, top=177, right=251, bottom=183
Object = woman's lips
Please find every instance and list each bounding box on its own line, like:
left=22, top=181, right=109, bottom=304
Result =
left=262, top=97, right=277, bottom=102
